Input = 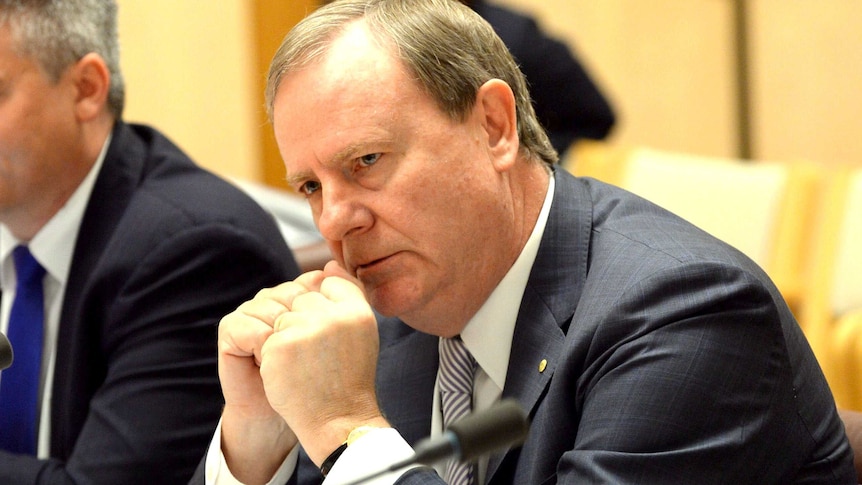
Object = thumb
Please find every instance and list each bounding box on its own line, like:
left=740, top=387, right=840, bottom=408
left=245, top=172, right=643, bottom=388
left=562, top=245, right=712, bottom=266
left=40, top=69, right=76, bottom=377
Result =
left=322, top=260, right=368, bottom=302
left=323, top=260, right=358, bottom=283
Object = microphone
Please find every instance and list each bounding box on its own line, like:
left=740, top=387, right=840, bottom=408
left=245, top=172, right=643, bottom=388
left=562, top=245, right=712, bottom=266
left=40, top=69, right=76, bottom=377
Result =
left=0, top=331, right=12, bottom=371
left=339, top=398, right=529, bottom=485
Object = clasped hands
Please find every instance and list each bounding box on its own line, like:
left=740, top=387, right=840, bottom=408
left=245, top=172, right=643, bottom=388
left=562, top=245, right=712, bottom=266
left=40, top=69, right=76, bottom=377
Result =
left=218, top=261, right=389, bottom=483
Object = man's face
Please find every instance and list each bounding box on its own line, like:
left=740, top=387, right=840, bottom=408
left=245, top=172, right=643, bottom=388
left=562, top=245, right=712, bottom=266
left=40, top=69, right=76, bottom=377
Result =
left=272, top=23, right=518, bottom=335
left=0, top=25, right=81, bottom=239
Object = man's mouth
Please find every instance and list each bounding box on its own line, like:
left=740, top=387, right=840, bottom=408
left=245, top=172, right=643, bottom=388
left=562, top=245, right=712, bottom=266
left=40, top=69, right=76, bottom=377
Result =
left=353, top=253, right=395, bottom=278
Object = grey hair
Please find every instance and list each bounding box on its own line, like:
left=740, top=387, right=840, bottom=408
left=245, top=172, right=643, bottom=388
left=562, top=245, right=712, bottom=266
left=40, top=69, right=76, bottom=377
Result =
left=0, top=0, right=124, bottom=119
left=266, top=0, right=558, bottom=166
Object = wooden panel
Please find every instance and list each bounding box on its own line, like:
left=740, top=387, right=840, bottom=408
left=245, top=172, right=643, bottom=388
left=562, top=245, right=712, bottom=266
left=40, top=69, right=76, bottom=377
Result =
left=252, top=0, right=321, bottom=189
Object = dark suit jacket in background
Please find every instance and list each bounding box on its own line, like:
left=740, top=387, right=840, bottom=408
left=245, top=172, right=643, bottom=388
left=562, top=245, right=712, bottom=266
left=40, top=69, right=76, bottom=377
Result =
left=276, top=169, right=854, bottom=484
left=0, top=122, right=300, bottom=484
left=471, top=0, right=616, bottom=155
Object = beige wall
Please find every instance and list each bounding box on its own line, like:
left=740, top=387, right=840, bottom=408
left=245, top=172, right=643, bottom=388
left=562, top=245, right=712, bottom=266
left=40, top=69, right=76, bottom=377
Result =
left=749, top=0, right=862, bottom=166
left=117, top=0, right=261, bottom=181
left=496, top=0, right=861, bottom=166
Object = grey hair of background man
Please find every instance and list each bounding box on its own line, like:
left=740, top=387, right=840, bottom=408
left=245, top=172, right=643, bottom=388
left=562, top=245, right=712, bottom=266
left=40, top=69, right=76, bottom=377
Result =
left=0, top=0, right=125, bottom=119
left=266, top=0, right=558, bottom=166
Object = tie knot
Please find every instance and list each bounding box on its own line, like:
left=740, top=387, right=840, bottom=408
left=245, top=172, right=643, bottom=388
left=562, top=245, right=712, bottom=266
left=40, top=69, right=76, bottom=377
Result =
left=12, top=246, right=45, bottom=286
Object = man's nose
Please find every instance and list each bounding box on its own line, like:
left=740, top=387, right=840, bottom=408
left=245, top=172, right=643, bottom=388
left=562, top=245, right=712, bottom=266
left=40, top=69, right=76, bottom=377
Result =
left=315, top=185, right=371, bottom=241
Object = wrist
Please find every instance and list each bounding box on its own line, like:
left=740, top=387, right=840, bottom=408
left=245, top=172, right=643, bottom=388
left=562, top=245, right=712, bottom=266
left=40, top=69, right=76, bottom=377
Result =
left=347, top=425, right=380, bottom=445
left=320, top=423, right=389, bottom=477
left=319, top=424, right=387, bottom=477
left=303, top=413, right=390, bottom=465
left=222, top=409, right=297, bottom=483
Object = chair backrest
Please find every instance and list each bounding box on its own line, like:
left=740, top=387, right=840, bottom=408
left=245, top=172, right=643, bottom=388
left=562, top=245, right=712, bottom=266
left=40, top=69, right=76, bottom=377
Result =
left=622, top=148, right=785, bottom=269
left=565, top=142, right=819, bottom=310
left=565, top=139, right=630, bottom=184
left=804, top=167, right=862, bottom=412
left=831, top=310, right=862, bottom=409
left=828, top=169, right=862, bottom=316
left=838, top=408, right=862, bottom=478
left=800, top=166, right=862, bottom=354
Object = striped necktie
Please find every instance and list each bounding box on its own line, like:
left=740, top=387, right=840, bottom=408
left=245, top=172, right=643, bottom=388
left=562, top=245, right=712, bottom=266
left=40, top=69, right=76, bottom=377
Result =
left=0, top=246, right=46, bottom=454
left=439, top=336, right=477, bottom=485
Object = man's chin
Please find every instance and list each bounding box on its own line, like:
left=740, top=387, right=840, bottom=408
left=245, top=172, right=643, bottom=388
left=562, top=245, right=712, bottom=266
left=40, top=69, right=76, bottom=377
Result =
left=364, top=282, right=419, bottom=320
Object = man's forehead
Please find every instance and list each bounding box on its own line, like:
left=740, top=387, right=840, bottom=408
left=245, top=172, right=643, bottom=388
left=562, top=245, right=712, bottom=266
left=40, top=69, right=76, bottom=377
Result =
left=317, top=21, right=400, bottom=83
left=274, top=24, right=415, bottom=173
left=275, top=23, right=413, bottom=114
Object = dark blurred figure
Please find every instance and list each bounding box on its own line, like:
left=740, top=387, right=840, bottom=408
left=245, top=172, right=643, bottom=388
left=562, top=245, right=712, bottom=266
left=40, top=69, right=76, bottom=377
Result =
left=0, top=1, right=301, bottom=483
left=463, top=0, right=615, bottom=155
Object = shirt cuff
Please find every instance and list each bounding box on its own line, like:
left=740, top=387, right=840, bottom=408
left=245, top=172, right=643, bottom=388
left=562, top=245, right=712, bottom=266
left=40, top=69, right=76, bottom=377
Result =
left=205, top=418, right=300, bottom=485
left=324, top=427, right=420, bottom=485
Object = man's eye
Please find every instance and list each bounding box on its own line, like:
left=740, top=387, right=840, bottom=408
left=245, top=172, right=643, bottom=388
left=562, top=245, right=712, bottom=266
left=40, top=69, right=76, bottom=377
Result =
left=299, top=180, right=321, bottom=196
left=359, top=153, right=381, bottom=167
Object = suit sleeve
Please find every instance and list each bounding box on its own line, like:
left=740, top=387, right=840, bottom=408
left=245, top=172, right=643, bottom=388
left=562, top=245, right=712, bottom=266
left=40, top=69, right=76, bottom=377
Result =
left=0, top=223, right=296, bottom=484
left=558, top=261, right=840, bottom=484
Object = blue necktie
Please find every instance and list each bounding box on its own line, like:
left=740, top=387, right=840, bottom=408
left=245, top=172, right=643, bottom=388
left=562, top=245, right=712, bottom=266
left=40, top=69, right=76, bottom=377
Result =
left=0, top=246, right=46, bottom=454
left=439, top=336, right=477, bottom=485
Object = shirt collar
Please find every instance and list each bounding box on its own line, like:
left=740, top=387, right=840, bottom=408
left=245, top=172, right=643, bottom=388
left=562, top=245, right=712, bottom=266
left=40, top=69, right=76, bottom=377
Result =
left=460, top=173, right=555, bottom=391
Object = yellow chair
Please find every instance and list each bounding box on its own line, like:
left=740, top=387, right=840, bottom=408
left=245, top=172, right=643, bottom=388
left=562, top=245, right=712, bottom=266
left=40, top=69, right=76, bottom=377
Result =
left=834, top=311, right=862, bottom=411
left=838, top=407, right=862, bottom=480
left=564, top=142, right=820, bottom=312
left=798, top=166, right=862, bottom=409
left=565, top=139, right=630, bottom=184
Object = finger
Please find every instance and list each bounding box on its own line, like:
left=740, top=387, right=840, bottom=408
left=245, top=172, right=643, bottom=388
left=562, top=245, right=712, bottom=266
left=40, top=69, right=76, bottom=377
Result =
left=292, top=270, right=327, bottom=292
left=264, top=273, right=327, bottom=310
left=287, top=291, right=333, bottom=313
left=272, top=293, right=333, bottom=333
left=235, top=292, right=290, bottom=326
left=218, top=310, right=274, bottom=364
left=323, top=260, right=352, bottom=278
left=319, top=274, right=368, bottom=304
left=271, top=310, right=315, bottom=336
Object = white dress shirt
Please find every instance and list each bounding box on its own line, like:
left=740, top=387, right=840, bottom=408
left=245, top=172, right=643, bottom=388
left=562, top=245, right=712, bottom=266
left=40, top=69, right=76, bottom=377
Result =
left=0, top=135, right=110, bottom=458
left=207, top=175, right=555, bottom=485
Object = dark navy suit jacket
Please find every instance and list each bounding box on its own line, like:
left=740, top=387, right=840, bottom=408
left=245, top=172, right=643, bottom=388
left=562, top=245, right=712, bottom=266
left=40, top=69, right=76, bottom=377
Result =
left=270, top=169, right=854, bottom=484
left=0, top=122, right=300, bottom=484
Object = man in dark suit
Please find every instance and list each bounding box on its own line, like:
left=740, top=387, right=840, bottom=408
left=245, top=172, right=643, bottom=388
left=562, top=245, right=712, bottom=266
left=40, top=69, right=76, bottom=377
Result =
left=0, top=1, right=300, bottom=483
left=197, top=0, right=856, bottom=483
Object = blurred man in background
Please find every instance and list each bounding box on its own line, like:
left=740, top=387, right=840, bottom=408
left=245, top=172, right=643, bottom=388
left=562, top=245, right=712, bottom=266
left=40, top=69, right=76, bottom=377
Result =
left=0, top=1, right=300, bottom=483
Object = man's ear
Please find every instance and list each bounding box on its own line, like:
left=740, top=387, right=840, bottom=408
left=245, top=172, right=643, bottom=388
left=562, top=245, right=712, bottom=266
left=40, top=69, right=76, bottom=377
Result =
left=71, top=53, right=110, bottom=121
left=475, top=79, right=519, bottom=171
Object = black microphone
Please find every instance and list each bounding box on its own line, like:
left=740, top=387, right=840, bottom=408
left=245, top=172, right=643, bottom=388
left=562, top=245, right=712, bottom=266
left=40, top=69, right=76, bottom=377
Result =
left=339, top=398, right=529, bottom=485
left=0, top=331, right=12, bottom=371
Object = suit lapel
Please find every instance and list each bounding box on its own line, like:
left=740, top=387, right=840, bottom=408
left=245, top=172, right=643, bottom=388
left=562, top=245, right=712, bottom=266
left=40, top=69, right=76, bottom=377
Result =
left=62, top=122, right=145, bottom=315
left=50, top=122, right=146, bottom=457
left=486, top=169, right=592, bottom=481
